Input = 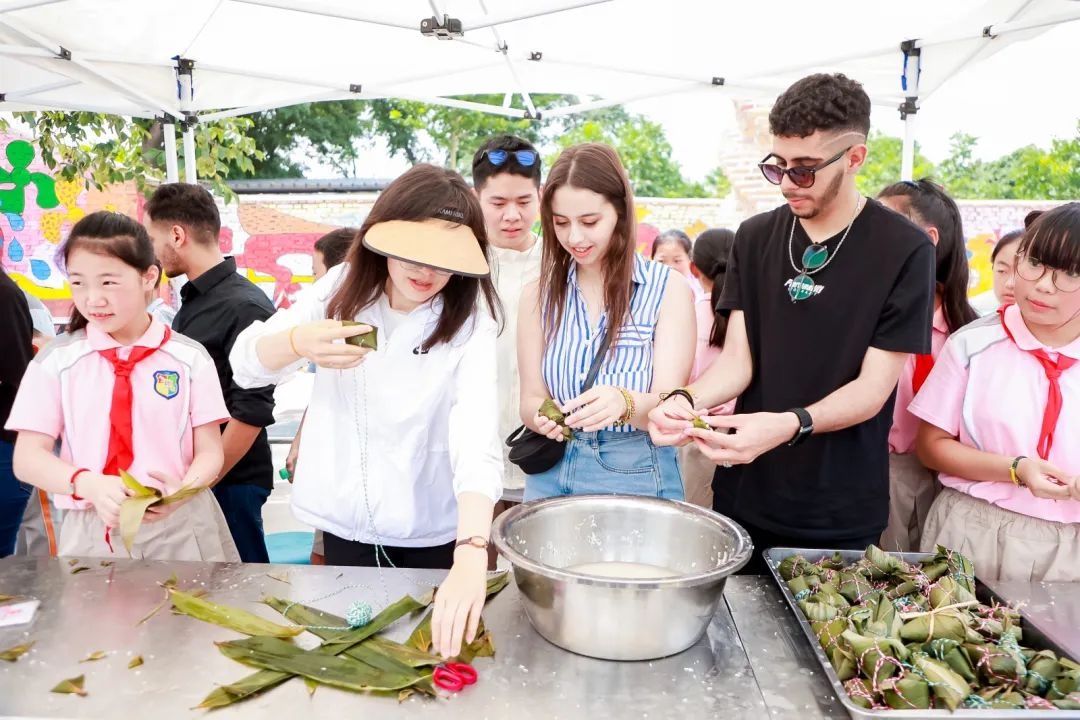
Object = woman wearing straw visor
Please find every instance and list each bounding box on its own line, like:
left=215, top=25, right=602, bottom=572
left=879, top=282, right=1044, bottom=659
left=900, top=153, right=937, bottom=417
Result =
left=230, top=164, right=503, bottom=657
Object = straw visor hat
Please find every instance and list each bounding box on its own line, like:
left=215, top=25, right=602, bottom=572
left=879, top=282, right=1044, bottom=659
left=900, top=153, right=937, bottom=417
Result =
left=362, top=208, right=490, bottom=278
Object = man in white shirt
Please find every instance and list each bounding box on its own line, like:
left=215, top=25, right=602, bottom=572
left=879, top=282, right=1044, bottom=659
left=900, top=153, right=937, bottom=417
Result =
left=472, top=135, right=542, bottom=560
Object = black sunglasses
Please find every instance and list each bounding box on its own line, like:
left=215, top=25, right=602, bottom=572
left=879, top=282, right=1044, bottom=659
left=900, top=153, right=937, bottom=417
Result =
left=758, top=146, right=851, bottom=189
left=484, top=149, right=538, bottom=167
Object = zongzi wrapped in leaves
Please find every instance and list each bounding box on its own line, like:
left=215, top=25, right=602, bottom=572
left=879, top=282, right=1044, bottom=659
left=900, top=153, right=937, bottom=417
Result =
left=341, top=321, right=378, bottom=350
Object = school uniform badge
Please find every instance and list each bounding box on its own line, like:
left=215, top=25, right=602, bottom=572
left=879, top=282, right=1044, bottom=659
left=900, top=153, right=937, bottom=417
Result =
left=153, top=370, right=180, bottom=399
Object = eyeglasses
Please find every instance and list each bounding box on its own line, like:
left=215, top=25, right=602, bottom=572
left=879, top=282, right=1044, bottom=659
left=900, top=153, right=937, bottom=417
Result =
left=400, top=259, right=453, bottom=277
left=484, top=149, right=538, bottom=168
left=1015, top=254, right=1080, bottom=293
left=758, top=147, right=851, bottom=189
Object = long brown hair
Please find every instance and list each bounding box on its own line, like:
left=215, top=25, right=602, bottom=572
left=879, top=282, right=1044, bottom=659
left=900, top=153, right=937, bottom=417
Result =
left=325, top=164, right=500, bottom=350
left=539, top=143, right=637, bottom=340
left=60, top=211, right=157, bottom=334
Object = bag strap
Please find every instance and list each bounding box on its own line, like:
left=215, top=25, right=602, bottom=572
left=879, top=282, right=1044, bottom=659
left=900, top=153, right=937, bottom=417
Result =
left=581, top=325, right=615, bottom=393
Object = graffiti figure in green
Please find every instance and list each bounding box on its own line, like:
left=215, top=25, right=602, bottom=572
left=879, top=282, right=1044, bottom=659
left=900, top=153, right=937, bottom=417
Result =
left=0, top=140, right=60, bottom=215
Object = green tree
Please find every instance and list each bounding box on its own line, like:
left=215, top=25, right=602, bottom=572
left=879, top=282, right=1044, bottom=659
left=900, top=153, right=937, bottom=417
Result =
left=549, top=108, right=707, bottom=198
left=856, top=130, right=935, bottom=195
left=2, top=113, right=262, bottom=200
left=243, top=100, right=370, bottom=177
left=1008, top=123, right=1080, bottom=200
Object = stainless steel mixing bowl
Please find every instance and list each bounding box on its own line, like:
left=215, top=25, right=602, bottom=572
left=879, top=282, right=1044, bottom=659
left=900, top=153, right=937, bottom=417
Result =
left=491, top=494, right=752, bottom=661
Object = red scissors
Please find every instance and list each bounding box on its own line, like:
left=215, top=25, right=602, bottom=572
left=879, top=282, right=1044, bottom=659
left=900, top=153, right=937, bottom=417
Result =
left=432, top=662, right=478, bottom=692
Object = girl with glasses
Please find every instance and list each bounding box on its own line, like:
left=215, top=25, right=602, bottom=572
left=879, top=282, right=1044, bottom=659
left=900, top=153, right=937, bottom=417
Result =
left=911, top=202, right=1080, bottom=581
left=229, top=164, right=504, bottom=657
left=518, top=143, right=695, bottom=501
left=876, top=178, right=977, bottom=552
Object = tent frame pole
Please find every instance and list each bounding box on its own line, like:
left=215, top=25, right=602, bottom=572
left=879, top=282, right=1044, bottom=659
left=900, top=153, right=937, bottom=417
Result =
left=163, top=121, right=179, bottom=183
left=899, top=40, right=921, bottom=182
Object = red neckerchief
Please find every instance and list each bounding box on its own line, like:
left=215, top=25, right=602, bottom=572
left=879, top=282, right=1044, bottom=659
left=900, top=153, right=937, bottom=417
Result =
left=998, top=305, right=1077, bottom=459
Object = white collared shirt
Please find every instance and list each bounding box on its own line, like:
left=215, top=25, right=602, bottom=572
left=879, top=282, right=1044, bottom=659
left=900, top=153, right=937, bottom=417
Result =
left=230, top=264, right=503, bottom=546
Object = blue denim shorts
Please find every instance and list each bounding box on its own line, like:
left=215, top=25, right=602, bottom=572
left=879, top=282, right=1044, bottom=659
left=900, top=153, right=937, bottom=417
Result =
left=524, top=430, right=683, bottom=502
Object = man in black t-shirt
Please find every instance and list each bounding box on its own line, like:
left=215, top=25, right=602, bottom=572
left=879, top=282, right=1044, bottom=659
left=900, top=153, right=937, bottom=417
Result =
left=649, top=73, right=935, bottom=573
left=145, top=184, right=277, bottom=563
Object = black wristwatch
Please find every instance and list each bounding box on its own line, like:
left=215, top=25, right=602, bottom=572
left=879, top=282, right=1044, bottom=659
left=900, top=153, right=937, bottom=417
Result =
left=786, top=408, right=813, bottom=446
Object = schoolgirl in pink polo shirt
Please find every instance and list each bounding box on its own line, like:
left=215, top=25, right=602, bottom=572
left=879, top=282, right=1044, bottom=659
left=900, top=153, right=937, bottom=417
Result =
left=6, top=212, right=238, bottom=561
left=877, top=179, right=977, bottom=552
left=911, top=202, right=1080, bottom=581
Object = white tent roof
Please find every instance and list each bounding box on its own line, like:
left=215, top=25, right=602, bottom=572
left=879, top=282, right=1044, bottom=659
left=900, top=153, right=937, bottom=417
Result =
left=1, top=0, right=1078, bottom=124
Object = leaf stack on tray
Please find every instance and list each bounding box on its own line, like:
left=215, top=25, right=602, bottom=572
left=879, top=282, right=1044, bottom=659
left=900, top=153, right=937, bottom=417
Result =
left=780, top=545, right=1080, bottom=712
left=154, top=571, right=510, bottom=708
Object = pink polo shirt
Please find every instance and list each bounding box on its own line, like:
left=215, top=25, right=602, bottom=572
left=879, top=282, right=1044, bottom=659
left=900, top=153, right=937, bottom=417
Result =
left=5, top=319, right=229, bottom=510
left=909, top=304, right=1080, bottom=523
left=889, top=307, right=949, bottom=454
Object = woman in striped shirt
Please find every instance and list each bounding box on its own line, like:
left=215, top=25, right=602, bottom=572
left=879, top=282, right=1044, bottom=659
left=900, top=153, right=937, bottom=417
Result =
left=517, top=143, right=696, bottom=501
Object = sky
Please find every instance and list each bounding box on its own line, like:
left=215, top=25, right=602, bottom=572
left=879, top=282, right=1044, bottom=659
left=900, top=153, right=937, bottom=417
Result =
left=343, top=19, right=1080, bottom=185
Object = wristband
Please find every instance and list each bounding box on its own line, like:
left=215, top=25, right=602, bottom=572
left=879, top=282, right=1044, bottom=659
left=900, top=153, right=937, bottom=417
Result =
left=1010, top=456, right=1027, bottom=487
left=660, top=388, right=695, bottom=409
left=69, top=467, right=90, bottom=500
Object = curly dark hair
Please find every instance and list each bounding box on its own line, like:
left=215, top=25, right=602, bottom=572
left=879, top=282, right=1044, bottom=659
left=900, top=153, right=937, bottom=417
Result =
left=769, top=73, right=871, bottom=139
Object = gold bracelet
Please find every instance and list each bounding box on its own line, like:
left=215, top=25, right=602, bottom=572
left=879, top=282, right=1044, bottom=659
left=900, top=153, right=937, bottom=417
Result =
left=288, top=326, right=302, bottom=359
left=617, top=387, right=635, bottom=424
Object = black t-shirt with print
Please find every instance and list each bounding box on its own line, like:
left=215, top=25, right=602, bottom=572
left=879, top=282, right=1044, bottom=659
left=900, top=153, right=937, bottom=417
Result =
left=713, top=198, right=935, bottom=541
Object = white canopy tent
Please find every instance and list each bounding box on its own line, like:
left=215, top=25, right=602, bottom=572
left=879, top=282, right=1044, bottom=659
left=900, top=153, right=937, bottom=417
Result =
left=0, top=0, right=1077, bottom=182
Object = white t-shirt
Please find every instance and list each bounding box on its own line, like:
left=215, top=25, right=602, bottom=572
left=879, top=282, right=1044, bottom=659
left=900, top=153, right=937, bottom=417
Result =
left=492, top=238, right=542, bottom=492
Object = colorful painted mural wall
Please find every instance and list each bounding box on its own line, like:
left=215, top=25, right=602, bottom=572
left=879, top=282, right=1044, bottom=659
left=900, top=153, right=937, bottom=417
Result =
left=0, top=133, right=1063, bottom=319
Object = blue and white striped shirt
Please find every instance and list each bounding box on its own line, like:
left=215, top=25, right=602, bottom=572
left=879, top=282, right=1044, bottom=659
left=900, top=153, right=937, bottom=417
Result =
left=542, top=254, right=671, bottom=433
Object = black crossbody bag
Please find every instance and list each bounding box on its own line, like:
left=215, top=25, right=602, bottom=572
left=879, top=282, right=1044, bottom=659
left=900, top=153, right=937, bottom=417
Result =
left=505, top=327, right=615, bottom=475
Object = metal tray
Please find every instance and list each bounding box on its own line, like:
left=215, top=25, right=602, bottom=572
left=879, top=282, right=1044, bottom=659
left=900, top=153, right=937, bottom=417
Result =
left=764, top=548, right=1080, bottom=720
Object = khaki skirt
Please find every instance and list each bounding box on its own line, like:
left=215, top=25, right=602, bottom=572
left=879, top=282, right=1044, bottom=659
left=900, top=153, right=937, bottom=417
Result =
left=58, top=491, right=240, bottom=562
left=879, top=452, right=939, bottom=553
left=678, top=443, right=715, bottom=509
left=920, top=487, right=1080, bottom=582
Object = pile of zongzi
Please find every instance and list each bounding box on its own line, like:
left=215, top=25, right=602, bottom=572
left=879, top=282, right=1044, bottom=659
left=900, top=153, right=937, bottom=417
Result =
left=780, top=545, right=1080, bottom=711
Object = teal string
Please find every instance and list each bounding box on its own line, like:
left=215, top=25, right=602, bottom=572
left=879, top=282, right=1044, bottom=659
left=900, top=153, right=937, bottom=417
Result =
left=963, top=694, right=992, bottom=709
left=280, top=584, right=375, bottom=631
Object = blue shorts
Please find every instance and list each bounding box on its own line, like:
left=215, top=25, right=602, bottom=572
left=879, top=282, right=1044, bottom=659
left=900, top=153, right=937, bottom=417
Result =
left=524, top=430, right=683, bottom=502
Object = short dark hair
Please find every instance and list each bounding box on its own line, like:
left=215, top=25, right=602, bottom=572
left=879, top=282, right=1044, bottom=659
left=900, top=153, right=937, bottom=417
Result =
left=313, top=228, right=357, bottom=270
left=769, top=73, right=871, bottom=139
left=471, top=135, right=541, bottom=190
left=651, top=229, right=691, bottom=258
left=144, top=183, right=221, bottom=245
left=1019, top=202, right=1080, bottom=275
left=991, top=229, right=1023, bottom=262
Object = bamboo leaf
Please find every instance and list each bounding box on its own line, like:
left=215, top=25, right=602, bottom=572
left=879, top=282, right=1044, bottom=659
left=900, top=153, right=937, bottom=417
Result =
left=266, top=571, right=291, bottom=585
left=363, top=637, right=441, bottom=668
left=119, top=469, right=157, bottom=498
left=406, top=610, right=433, bottom=652
left=128, top=655, right=144, bottom=669
left=70, top=566, right=91, bottom=574
left=0, top=593, right=17, bottom=603
left=0, top=641, right=33, bottom=662
left=195, top=670, right=291, bottom=709
left=156, top=482, right=205, bottom=506
left=118, top=495, right=159, bottom=555
left=99, top=560, right=114, bottom=567
left=67, top=558, right=79, bottom=566
left=169, top=588, right=302, bottom=638
left=217, top=636, right=420, bottom=693
left=50, top=674, right=87, bottom=696
left=79, top=650, right=107, bottom=663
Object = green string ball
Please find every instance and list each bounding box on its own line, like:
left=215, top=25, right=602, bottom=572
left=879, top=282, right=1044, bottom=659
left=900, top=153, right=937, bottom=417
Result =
left=346, top=600, right=374, bottom=628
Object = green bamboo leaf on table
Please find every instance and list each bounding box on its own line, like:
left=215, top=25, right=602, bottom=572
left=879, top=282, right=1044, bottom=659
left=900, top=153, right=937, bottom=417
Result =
left=0, top=641, right=33, bottom=662
left=50, top=674, right=87, bottom=696
left=169, top=588, right=302, bottom=638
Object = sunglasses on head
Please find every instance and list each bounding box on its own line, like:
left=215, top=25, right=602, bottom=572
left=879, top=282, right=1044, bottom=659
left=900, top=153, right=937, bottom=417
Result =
left=758, top=146, right=851, bottom=189
left=485, top=149, right=538, bottom=168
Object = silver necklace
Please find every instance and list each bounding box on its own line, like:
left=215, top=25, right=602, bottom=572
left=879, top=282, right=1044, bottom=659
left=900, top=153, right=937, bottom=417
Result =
left=786, top=195, right=864, bottom=302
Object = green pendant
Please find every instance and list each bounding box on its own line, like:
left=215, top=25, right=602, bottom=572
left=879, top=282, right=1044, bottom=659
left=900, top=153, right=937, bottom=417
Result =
left=802, top=244, right=828, bottom=270
left=788, top=273, right=816, bottom=302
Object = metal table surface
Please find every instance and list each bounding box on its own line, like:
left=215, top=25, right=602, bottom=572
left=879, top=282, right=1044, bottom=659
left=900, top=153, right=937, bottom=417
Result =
left=982, top=578, right=1080, bottom=660
left=0, top=556, right=847, bottom=720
